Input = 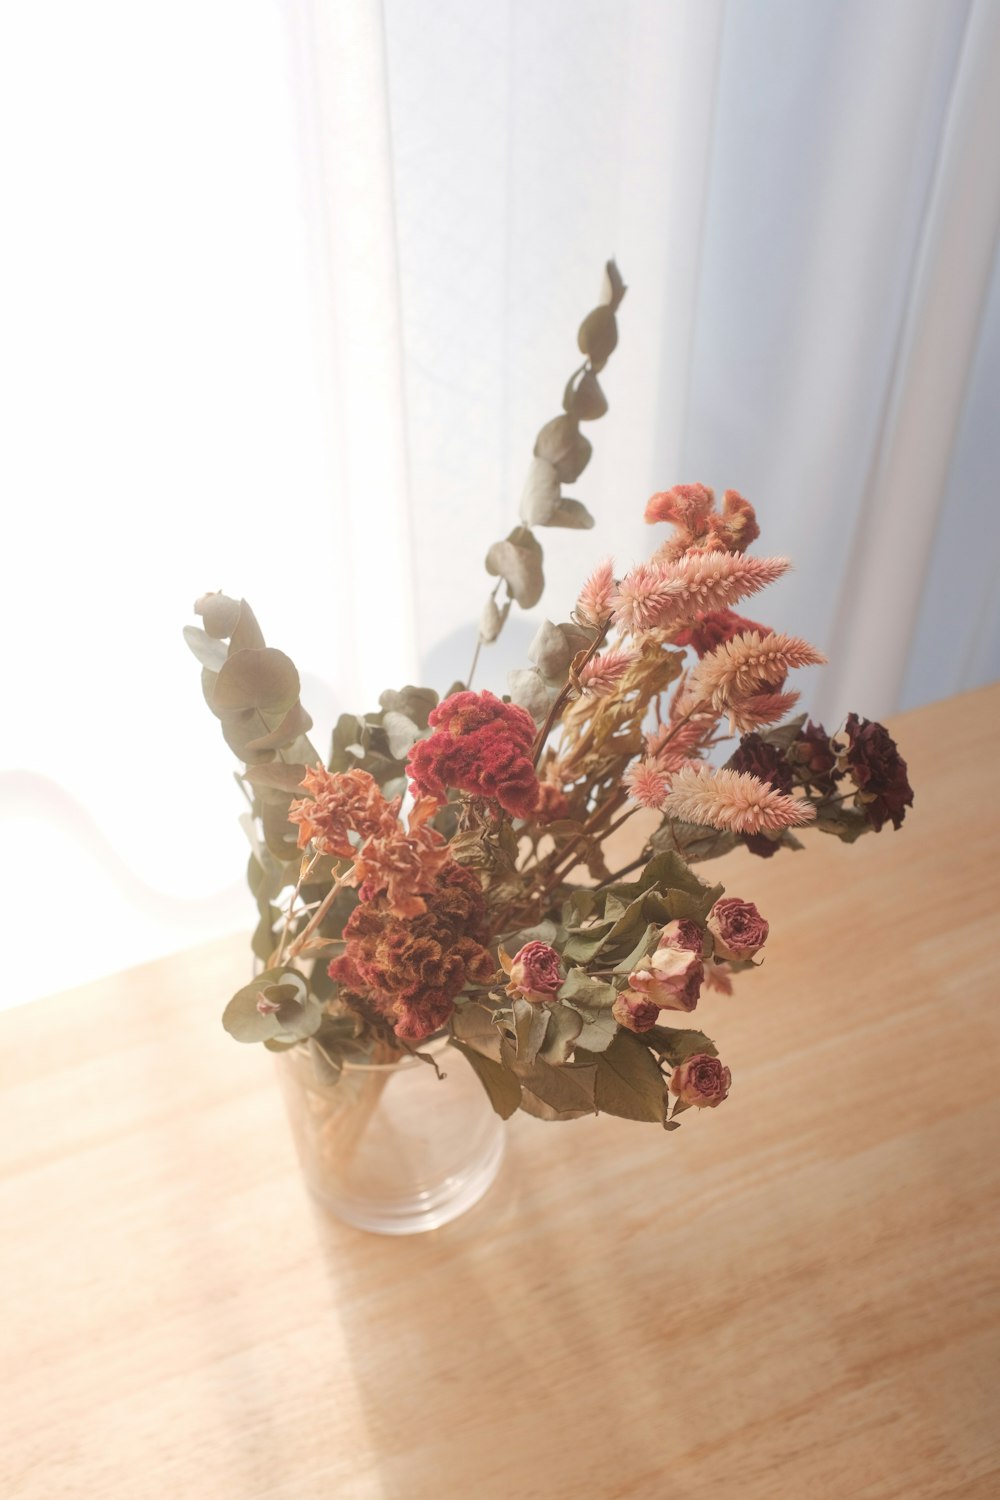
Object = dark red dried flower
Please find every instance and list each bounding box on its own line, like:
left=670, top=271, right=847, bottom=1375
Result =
left=407, top=689, right=540, bottom=820
left=790, top=719, right=841, bottom=796
left=674, top=608, right=774, bottom=659
left=843, top=713, right=914, bottom=832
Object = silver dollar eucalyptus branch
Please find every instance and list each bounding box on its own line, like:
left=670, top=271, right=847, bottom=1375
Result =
left=469, top=260, right=627, bottom=719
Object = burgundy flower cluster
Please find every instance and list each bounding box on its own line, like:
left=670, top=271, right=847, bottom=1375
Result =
left=407, top=690, right=540, bottom=820
left=842, top=713, right=914, bottom=832
left=328, top=862, right=495, bottom=1041
left=726, top=733, right=796, bottom=858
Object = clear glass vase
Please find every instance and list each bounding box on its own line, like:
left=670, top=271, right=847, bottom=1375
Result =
left=275, top=1036, right=505, bottom=1235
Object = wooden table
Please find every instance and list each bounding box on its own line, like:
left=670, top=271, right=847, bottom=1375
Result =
left=3, top=685, right=999, bottom=1499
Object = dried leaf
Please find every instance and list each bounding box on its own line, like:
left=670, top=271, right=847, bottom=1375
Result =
left=544, top=497, right=595, bottom=530
left=381, top=709, right=421, bottom=760
left=485, top=526, right=545, bottom=609
left=378, top=686, right=439, bottom=730
left=507, top=667, right=556, bottom=723
left=519, top=457, right=562, bottom=526
left=600, top=259, right=627, bottom=311
left=513, top=997, right=550, bottom=1066
left=195, top=591, right=241, bottom=639
left=577, top=305, right=618, bottom=371
left=183, top=625, right=228, bottom=671
left=538, top=1003, right=584, bottom=1064
left=563, top=368, right=608, bottom=422
left=450, top=1039, right=521, bottom=1119
left=479, top=595, right=510, bottom=644
left=244, top=700, right=313, bottom=752
left=534, top=415, right=593, bottom=483
left=529, top=619, right=573, bottom=679
left=580, top=1031, right=667, bottom=1122
left=212, top=648, right=300, bottom=715
left=243, top=761, right=310, bottom=794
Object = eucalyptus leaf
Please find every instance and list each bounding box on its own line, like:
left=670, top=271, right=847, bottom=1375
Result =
left=599, top=259, right=627, bottom=311
left=243, top=761, right=310, bottom=794
left=227, top=600, right=266, bottom=654
left=577, top=305, right=618, bottom=371
left=528, top=619, right=573, bottom=679
left=479, top=595, right=510, bottom=644
left=212, top=648, right=300, bottom=715
left=533, top=414, right=592, bottom=483
left=563, top=368, right=608, bottom=422
left=381, top=709, right=421, bottom=760
left=507, top=667, right=555, bottom=722
left=244, top=700, right=314, bottom=752
left=545, top=497, right=595, bottom=530
left=519, top=457, right=562, bottom=526
left=183, top=625, right=228, bottom=671
left=485, top=526, right=544, bottom=609
left=195, top=591, right=241, bottom=639
left=379, top=686, right=439, bottom=729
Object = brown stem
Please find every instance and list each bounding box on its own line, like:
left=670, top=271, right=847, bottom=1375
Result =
left=531, top=617, right=611, bottom=769
left=286, top=869, right=353, bottom=963
left=272, top=850, right=323, bottom=968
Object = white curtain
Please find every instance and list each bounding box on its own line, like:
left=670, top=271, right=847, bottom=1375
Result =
left=2, top=0, right=997, bottom=1007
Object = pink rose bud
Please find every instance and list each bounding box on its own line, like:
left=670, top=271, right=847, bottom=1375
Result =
left=629, top=945, right=704, bottom=1012
left=706, top=897, right=769, bottom=961
left=506, top=940, right=564, bottom=1004
left=612, top=990, right=660, bottom=1033
left=669, top=1053, right=731, bottom=1108
left=657, top=918, right=703, bottom=954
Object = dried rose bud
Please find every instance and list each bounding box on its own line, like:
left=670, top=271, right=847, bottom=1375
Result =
left=612, top=990, right=660, bottom=1033
left=506, top=941, right=564, bottom=1004
left=670, top=1054, right=731, bottom=1108
left=629, top=945, right=703, bottom=1012
left=657, top=919, right=703, bottom=955
left=707, top=897, right=769, bottom=961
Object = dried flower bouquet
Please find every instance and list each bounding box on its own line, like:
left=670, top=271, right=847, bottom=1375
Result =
left=186, top=263, right=913, bottom=1128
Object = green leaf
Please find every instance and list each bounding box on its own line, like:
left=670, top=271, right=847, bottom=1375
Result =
left=223, top=968, right=320, bottom=1045
left=502, top=1040, right=597, bottom=1118
left=645, top=1025, right=719, bottom=1067
left=450, top=1039, right=521, bottom=1119
left=512, top=997, right=550, bottom=1065
left=559, top=969, right=616, bottom=1008
left=537, top=1003, right=584, bottom=1064
left=580, top=1031, right=667, bottom=1123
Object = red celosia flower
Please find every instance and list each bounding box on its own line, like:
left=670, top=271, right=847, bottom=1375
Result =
left=407, top=690, right=540, bottom=820
left=328, top=862, right=496, bottom=1041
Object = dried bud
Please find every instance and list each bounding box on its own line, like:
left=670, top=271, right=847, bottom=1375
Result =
left=612, top=990, right=660, bottom=1033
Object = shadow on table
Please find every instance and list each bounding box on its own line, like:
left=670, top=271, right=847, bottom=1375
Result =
left=309, top=1121, right=693, bottom=1500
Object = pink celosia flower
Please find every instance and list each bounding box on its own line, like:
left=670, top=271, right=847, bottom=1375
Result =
left=660, top=764, right=816, bottom=834
left=614, top=554, right=791, bottom=635
left=644, top=718, right=708, bottom=773
left=624, top=758, right=670, bottom=810
left=575, top=558, right=617, bottom=628
left=505, top=940, right=564, bottom=1003
left=691, top=631, right=826, bottom=712
left=670, top=1054, right=731, bottom=1108
left=705, top=490, right=760, bottom=553
left=578, top=646, right=636, bottom=695
left=407, top=689, right=540, bottom=819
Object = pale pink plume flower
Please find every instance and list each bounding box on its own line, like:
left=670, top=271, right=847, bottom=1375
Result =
left=725, top=689, right=801, bottom=734
left=692, top=630, right=826, bottom=710
left=660, top=764, right=816, bottom=834
left=575, top=558, right=617, bottom=628
left=578, top=646, right=637, bottom=695
left=624, top=759, right=670, bottom=810
left=644, top=718, right=707, bottom=770
left=614, top=554, right=790, bottom=635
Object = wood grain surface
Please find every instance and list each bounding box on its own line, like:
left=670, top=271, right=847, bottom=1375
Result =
left=2, top=685, right=998, bottom=1499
